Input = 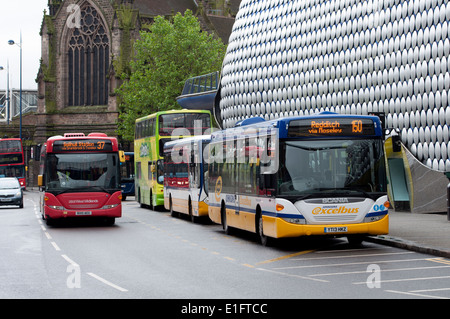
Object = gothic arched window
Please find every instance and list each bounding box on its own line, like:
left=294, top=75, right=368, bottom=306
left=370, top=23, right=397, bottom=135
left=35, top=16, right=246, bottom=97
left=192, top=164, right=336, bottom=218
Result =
left=67, top=3, right=109, bottom=106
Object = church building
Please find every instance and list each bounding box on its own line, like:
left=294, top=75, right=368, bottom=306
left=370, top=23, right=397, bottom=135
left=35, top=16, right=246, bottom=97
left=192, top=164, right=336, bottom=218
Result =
left=29, top=0, right=240, bottom=144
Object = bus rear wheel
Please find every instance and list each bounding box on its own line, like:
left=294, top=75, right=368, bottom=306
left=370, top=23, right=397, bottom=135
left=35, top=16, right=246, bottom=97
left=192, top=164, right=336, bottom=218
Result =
left=257, top=211, right=273, bottom=246
left=188, top=199, right=196, bottom=223
left=221, top=203, right=232, bottom=235
left=170, top=196, right=178, bottom=217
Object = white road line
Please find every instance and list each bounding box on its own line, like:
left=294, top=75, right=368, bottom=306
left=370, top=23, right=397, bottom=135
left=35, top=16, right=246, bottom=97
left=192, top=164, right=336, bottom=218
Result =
left=274, top=258, right=432, bottom=270
left=62, top=254, right=79, bottom=267
left=87, top=273, right=128, bottom=292
left=411, top=287, right=450, bottom=293
left=385, top=290, right=450, bottom=299
left=310, top=265, right=450, bottom=277
left=353, top=275, right=450, bottom=285
left=50, top=241, right=61, bottom=251
left=290, top=251, right=415, bottom=261
left=315, top=247, right=388, bottom=254
left=256, top=267, right=329, bottom=283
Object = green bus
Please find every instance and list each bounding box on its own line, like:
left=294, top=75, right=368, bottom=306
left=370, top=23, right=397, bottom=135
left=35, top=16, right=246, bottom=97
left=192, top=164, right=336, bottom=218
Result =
left=134, top=109, right=213, bottom=209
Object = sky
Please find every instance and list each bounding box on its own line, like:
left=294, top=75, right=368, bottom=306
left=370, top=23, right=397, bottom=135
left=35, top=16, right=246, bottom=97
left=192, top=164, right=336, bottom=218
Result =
left=0, top=0, right=49, bottom=91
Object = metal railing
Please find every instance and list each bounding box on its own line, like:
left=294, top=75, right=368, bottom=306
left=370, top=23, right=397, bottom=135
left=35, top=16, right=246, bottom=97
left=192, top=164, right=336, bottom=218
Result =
left=180, top=71, right=219, bottom=96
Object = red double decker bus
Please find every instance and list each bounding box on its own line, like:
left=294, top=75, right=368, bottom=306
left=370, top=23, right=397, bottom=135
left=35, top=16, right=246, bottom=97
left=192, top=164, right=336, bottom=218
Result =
left=0, top=138, right=26, bottom=189
left=38, top=133, right=122, bottom=225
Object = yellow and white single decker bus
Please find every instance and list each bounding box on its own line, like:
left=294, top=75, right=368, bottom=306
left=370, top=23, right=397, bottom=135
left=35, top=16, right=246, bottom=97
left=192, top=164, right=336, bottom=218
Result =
left=163, top=135, right=211, bottom=222
left=208, top=112, right=389, bottom=246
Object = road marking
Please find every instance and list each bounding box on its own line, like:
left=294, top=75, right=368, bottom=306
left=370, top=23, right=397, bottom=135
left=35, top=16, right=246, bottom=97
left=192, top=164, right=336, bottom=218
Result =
left=429, top=257, right=450, bottom=265
left=62, top=254, right=79, bottom=267
left=310, top=265, right=450, bottom=277
left=411, top=287, right=450, bottom=293
left=256, top=267, right=329, bottom=283
left=255, top=250, right=315, bottom=265
left=274, top=257, right=437, bottom=270
left=50, top=241, right=61, bottom=251
left=353, top=275, right=450, bottom=285
left=290, top=251, right=415, bottom=261
left=386, top=290, right=450, bottom=299
left=87, top=273, right=128, bottom=292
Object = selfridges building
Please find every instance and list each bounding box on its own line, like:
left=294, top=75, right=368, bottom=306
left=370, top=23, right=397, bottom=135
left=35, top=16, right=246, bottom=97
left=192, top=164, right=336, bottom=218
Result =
left=215, top=0, right=450, bottom=212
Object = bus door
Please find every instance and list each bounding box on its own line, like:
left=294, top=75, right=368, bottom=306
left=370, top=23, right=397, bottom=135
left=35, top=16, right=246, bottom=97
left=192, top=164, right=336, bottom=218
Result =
left=235, top=137, right=241, bottom=217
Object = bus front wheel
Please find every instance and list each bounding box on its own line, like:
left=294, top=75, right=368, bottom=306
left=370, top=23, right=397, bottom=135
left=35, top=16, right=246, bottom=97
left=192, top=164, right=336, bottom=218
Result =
left=257, top=210, right=273, bottom=246
left=347, top=235, right=365, bottom=246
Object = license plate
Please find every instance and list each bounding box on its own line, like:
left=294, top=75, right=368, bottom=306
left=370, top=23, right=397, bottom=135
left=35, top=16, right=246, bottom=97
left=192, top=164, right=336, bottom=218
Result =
left=76, top=211, right=92, bottom=216
left=324, top=226, right=348, bottom=233
left=1, top=198, right=12, bottom=202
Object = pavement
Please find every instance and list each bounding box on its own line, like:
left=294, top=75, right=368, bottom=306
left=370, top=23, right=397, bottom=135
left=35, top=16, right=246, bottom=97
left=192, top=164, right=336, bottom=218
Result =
left=366, top=210, right=450, bottom=258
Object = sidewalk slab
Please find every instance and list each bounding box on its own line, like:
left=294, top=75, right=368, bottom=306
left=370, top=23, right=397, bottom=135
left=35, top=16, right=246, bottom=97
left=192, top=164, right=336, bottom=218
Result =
left=367, top=211, right=450, bottom=258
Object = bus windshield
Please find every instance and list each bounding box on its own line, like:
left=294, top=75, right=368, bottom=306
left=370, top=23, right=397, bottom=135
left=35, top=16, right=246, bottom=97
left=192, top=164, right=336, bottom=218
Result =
left=0, top=165, right=25, bottom=178
left=159, top=113, right=211, bottom=136
left=0, top=140, right=22, bottom=153
left=45, top=153, right=120, bottom=193
left=278, top=139, right=386, bottom=198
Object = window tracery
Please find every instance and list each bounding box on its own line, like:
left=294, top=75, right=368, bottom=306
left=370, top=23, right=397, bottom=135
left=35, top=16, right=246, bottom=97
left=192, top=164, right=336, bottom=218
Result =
left=67, top=2, right=109, bottom=106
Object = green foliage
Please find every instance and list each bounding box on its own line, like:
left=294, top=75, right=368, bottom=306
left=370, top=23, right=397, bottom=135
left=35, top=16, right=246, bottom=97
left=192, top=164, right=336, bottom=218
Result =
left=116, top=9, right=226, bottom=141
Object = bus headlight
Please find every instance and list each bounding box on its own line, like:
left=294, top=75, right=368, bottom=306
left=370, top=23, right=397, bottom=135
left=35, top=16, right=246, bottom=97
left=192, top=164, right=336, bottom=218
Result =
left=282, top=217, right=306, bottom=224
left=48, top=205, right=65, bottom=210
left=101, top=204, right=118, bottom=209
left=364, top=215, right=385, bottom=223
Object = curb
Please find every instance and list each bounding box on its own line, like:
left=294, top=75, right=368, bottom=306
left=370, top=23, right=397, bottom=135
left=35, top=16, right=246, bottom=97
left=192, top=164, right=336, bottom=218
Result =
left=366, top=235, right=450, bottom=259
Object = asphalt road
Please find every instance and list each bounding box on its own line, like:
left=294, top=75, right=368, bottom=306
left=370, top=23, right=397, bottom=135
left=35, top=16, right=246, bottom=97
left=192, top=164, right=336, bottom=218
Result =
left=2, top=190, right=450, bottom=304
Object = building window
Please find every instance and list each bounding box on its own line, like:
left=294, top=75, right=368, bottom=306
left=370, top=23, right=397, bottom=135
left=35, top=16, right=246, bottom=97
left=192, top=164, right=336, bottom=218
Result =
left=67, top=3, right=109, bottom=106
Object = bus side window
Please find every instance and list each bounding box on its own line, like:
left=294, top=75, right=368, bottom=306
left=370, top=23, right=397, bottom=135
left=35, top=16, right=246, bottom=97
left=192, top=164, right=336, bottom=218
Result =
left=136, top=162, right=141, bottom=179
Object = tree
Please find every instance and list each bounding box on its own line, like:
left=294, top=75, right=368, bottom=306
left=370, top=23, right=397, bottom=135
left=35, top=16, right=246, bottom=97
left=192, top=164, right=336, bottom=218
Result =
left=116, top=9, right=226, bottom=141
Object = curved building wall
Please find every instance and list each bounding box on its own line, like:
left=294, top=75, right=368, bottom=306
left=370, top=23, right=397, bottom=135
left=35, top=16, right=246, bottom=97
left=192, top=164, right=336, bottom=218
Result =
left=218, top=0, right=450, bottom=172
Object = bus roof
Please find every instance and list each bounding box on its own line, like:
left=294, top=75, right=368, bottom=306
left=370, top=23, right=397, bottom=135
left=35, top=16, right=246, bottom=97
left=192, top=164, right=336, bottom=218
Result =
left=212, top=112, right=384, bottom=139
left=135, top=109, right=211, bottom=123
left=163, top=134, right=211, bottom=149
left=45, top=133, right=119, bottom=153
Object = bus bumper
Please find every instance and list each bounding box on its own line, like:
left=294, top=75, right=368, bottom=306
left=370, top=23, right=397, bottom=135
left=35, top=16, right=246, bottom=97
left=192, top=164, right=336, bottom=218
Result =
left=44, top=206, right=122, bottom=220
left=263, top=214, right=389, bottom=238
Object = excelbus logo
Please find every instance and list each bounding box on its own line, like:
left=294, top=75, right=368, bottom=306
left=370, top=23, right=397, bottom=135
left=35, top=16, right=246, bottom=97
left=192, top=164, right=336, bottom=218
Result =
left=312, top=206, right=359, bottom=215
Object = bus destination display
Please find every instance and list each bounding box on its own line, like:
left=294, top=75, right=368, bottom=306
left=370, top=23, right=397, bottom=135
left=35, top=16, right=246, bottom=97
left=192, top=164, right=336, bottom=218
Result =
left=53, top=139, right=113, bottom=152
left=288, top=118, right=375, bottom=137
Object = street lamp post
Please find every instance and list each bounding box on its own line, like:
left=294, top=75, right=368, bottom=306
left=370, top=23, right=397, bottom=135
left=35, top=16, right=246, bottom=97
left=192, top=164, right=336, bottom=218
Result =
left=0, top=62, right=11, bottom=124
left=8, top=33, right=22, bottom=140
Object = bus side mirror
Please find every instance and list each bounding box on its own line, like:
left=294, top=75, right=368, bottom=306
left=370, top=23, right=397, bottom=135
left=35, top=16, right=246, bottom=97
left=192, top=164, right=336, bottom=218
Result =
left=119, top=150, right=125, bottom=163
left=151, top=164, right=156, bottom=173
left=38, top=175, right=43, bottom=187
